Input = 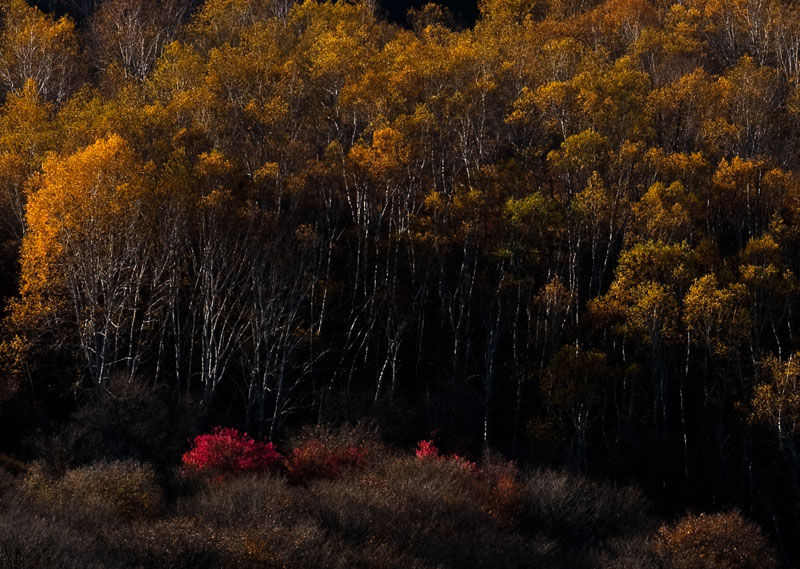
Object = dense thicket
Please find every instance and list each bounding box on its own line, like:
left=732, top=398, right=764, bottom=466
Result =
left=1, top=424, right=785, bottom=569
left=1, top=0, right=800, bottom=562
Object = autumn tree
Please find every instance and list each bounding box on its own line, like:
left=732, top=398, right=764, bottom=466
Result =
left=0, top=78, right=55, bottom=243
left=628, top=181, right=699, bottom=246
left=752, top=353, right=800, bottom=495
left=633, top=4, right=705, bottom=87
left=239, top=217, right=317, bottom=438
left=12, top=134, right=162, bottom=385
left=683, top=273, right=749, bottom=366
left=0, top=0, right=83, bottom=104
left=591, top=240, right=702, bottom=437
left=737, top=232, right=797, bottom=361
left=646, top=68, right=710, bottom=154
left=701, top=56, right=784, bottom=160
left=89, top=0, right=189, bottom=82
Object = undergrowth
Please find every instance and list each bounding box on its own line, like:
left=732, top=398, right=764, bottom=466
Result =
left=0, top=427, right=782, bottom=569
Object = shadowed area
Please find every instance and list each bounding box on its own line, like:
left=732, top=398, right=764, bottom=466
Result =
left=380, top=0, right=479, bottom=26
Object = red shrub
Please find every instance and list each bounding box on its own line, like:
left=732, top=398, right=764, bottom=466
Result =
left=285, top=439, right=368, bottom=483
left=450, top=453, right=478, bottom=471
left=415, top=440, right=477, bottom=471
left=415, top=440, right=440, bottom=460
left=182, top=427, right=283, bottom=480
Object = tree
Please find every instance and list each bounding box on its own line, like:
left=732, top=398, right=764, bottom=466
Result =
left=189, top=167, right=251, bottom=403
left=590, top=240, right=702, bottom=440
left=89, top=0, right=188, bottom=82
left=547, top=129, right=610, bottom=200
left=708, top=157, right=788, bottom=249
left=737, top=232, right=797, bottom=362
left=646, top=68, right=710, bottom=153
left=628, top=181, right=699, bottom=246
left=569, top=55, right=653, bottom=145
left=701, top=56, right=783, bottom=159
left=186, top=0, right=276, bottom=52
left=478, top=0, right=543, bottom=24
left=688, top=0, right=775, bottom=69
left=683, top=273, right=748, bottom=363
left=541, top=345, right=612, bottom=469
left=239, top=215, right=318, bottom=439
left=587, top=0, right=658, bottom=57
left=571, top=171, right=629, bottom=296
left=632, top=4, right=705, bottom=87
left=12, top=134, right=162, bottom=386
left=752, top=353, right=800, bottom=448
left=772, top=2, right=800, bottom=85
left=752, top=352, right=800, bottom=502
left=0, top=0, right=83, bottom=104
left=0, top=78, right=55, bottom=243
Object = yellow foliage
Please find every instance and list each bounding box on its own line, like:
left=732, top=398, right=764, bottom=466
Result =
left=254, top=161, right=280, bottom=182
left=148, top=41, right=205, bottom=102
left=16, top=134, right=147, bottom=317
left=591, top=240, right=701, bottom=342
left=752, top=353, right=800, bottom=440
left=24, top=460, right=164, bottom=520
left=542, top=344, right=610, bottom=406
left=657, top=510, right=778, bottom=569
left=187, top=0, right=273, bottom=50
left=629, top=181, right=698, bottom=244
left=548, top=128, right=610, bottom=175
left=0, top=0, right=83, bottom=103
left=196, top=148, right=235, bottom=183
left=683, top=274, right=748, bottom=357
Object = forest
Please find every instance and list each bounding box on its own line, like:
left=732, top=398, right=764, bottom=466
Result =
left=1, top=0, right=800, bottom=566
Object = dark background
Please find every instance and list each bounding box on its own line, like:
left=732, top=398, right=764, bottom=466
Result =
left=33, top=1, right=481, bottom=28
left=380, top=0, right=480, bottom=26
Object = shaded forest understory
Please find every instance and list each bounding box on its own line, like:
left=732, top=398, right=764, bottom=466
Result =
left=0, top=423, right=783, bottom=568
left=2, top=0, right=800, bottom=564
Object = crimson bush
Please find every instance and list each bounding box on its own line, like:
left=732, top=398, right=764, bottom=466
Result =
left=182, top=427, right=283, bottom=480
left=415, top=439, right=440, bottom=459
left=415, top=439, right=477, bottom=471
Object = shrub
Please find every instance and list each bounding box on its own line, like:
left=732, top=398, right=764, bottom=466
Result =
left=285, top=439, right=368, bottom=483
left=415, top=439, right=440, bottom=460
left=0, top=453, right=26, bottom=477
left=123, top=517, right=224, bottom=569
left=179, top=472, right=299, bottom=530
left=31, top=374, right=197, bottom=475
left=20, top=461, right=59, bottom=505
left=305, top=455, right=547, bottom=568
left=0, top=508, right=90, bottom=569
left=520, top=468, right=654, bottom=558
left=0, top=488, right=105, bottom=569
left=182, top=427, right=283, bottom=481
left=656, top=510, right=779, bottom=569
left=60, top=459, right=164, bottom=520
left=414, top=443, right=520, bottom=523
left=0, top=465, right=14, bottom=495
left=23, top=459, right=164, bottom=520
left=593, top=535, right=661, bottom=569
left=283, top=422, right=378, bottom=484
left=475, top=456, right=523, bottom=523
left=415, top=439, right=477, bottom=471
